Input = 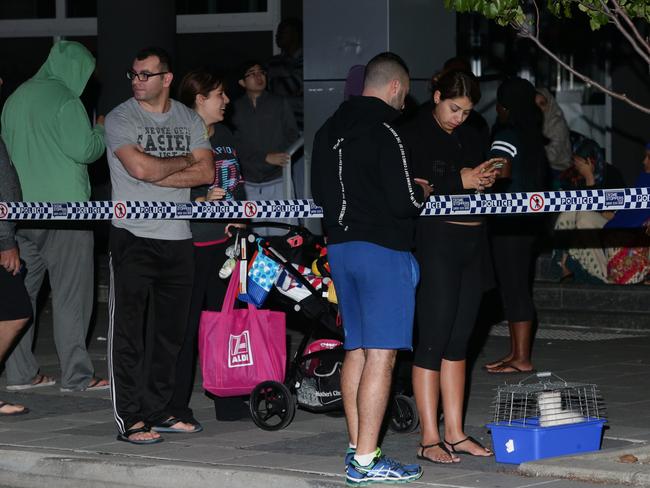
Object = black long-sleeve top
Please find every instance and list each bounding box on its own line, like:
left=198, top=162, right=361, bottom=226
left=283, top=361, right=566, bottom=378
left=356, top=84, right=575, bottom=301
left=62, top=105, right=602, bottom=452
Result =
left=311, top=96, right=426, bottom=251
left=400, top=107, right=488, bottom=224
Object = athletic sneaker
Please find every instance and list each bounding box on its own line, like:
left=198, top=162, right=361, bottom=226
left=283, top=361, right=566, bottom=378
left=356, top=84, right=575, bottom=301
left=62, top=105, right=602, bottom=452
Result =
left=345, top=447, right=356, bottom=467
left=345, top=448, right=420, bottom=472
left=346, top=449, right=422, bottom=486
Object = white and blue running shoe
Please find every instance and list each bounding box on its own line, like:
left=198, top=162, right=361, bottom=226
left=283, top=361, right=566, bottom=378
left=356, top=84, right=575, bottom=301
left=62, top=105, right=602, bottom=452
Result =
left=346, top=449, right=422, bottom=486
left=345, top=448, right=421, bottom=472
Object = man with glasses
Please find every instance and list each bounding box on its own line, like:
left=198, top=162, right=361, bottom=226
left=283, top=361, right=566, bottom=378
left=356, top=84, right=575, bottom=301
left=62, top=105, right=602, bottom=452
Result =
left=104, top=47, right=213, bottom=445
left=232, top=60, right=299, bottom=235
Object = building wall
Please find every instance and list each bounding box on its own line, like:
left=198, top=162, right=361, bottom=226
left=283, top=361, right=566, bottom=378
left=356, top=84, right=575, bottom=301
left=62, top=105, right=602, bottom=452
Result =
left=612, top=57, right=650, bottom=185
left=303, top=0, right=456, bottom=185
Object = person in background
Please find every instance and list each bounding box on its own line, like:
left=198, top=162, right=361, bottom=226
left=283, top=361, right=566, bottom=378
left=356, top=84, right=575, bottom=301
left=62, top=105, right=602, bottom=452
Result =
left=1, top=40, right=107, bottom=392
left=232, top=60, right=300, bottom=234
left=312, top=52, right=430, bottom=486
left=484, top=77, right=547, bottom=375
left=604, top=144, right=650, bottom=284
left=401, top=70, right=498, bottom=463
left=171, top=69, right=247, bottom=429
left=344, top=65, right=366, bottom=101
left=535, top=88, right=573, bottom=181
left=0, top=136, right=30, bottom=415
left=555, top=143, right=650, bottom=284
left=267, top=18, right=303, bottom=130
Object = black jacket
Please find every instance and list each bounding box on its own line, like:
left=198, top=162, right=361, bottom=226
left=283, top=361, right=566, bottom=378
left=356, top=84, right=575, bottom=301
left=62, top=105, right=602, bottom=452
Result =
left=401, top=106, right=487, bottom=224
left=311, top=96, right=426, bottom=251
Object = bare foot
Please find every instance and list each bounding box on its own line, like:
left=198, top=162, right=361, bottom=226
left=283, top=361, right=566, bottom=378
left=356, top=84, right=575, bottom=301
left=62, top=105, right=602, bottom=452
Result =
left=486, top=360, right=534, bottom=374
left=418, top=442, right=460, bottom=463
left=127, top=422, right=161, bottom=442
left=0, top=401, right=28, bottom=415
left=164, top=419, right=197, bottom=432
left=483, top=354, right=513, bottom=370
left=445, top=436, right=493, bottom=457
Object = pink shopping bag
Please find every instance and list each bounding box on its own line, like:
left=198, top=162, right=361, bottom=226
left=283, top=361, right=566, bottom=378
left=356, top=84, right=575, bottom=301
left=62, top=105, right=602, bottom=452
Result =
left=198, top=261, right=286, bottom=397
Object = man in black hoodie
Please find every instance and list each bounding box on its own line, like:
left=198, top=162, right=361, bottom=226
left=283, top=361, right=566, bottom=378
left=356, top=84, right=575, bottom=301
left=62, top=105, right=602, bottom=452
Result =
left=311, top=52, right=431, bottom=485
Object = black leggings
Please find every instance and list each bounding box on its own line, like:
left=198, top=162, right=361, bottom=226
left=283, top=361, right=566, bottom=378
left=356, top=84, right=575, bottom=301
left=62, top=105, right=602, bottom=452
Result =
left=168, top=241, right=229, bottom=420
left=491, top=232, right=536, bottom=322
left=414, top=221, right=485, bottom=371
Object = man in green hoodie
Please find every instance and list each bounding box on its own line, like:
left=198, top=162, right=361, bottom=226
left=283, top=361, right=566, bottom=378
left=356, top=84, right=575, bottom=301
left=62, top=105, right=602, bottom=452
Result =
left=0, top=40, right=107, bottom=392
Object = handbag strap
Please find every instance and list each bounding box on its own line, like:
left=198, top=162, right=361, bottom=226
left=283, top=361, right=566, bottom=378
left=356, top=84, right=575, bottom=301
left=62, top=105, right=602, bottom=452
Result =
left=221, top=260, right=261, bottom=314
left=221, top=260, right=241, bottom=313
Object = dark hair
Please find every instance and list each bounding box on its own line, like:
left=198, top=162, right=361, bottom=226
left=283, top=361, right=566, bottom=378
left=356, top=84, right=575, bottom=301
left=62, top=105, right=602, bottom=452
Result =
left=177, top=69, right=224, bottom=109
left=443, top=56, right=472, bottom=73
left=135, top=46, right=173, bottom=72
left=364, top=52, right=409, bottom=89
left=238, top=60, right=264, bottom=80
left=277, top=17, right=303, bottom=39
left=496, top=77, right=547, bottom=188
left=496, top=77, right=542, bottom=132
left=433, top=69, right=481, bottom=105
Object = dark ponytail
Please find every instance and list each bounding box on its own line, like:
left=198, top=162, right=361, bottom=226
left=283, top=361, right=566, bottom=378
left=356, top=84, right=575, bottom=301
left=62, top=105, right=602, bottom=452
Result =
left=177, top=69, right=224, bottom=109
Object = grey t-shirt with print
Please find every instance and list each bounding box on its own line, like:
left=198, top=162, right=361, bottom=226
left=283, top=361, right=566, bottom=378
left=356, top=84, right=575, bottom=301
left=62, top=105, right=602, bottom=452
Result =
left=105, top=98, right=210, bottom=240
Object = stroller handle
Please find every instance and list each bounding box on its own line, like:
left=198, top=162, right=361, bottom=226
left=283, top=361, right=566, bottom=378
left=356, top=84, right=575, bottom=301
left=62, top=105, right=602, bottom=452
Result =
left=245, top=221, right=313, bottom=234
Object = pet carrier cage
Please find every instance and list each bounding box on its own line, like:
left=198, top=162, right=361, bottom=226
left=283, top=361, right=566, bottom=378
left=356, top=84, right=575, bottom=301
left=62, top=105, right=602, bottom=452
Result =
left=486, top=372, right=607, bottom=464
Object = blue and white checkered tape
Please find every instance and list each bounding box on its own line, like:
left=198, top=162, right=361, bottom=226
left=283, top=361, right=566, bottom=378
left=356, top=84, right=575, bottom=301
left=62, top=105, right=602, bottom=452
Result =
left=0, top=188, right=648, bottom=220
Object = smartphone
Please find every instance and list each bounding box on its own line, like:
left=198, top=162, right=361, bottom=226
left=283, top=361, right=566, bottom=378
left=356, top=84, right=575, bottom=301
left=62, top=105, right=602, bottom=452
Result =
left=490, top=159, right=505, bottom=170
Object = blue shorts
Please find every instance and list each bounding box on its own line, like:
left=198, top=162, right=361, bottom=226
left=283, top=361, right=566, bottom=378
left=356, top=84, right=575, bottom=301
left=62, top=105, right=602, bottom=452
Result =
left=327, top=241, right=419, bottom=350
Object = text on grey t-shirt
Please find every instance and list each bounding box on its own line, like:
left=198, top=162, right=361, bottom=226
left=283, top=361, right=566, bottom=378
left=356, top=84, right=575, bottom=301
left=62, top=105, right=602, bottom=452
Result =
left=104, top=98, right=211, bottom=240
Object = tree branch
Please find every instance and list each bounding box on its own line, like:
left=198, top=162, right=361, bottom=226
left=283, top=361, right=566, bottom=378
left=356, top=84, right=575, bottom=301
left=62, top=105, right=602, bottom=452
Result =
left=514, top=26, right=650, bottom=114
left=532, top=0, right=541, bottom=35
left=575, top=0, right=604, bottom=15
left=609, top=0, right=650, bottom=57
left=599, top=0, right=650, bottom=65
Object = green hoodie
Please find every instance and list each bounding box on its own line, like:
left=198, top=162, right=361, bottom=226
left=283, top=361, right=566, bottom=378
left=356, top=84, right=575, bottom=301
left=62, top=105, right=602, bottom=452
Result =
left=1, top=40, right=105, bottom=202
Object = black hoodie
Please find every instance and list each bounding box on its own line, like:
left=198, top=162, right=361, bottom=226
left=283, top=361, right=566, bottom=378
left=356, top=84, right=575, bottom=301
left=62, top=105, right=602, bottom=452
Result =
left=311, top=96, right=426, bottom=251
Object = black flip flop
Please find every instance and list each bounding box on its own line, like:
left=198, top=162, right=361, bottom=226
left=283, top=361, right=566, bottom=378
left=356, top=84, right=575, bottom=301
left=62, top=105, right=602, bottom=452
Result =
left=152, top=416, right=203, bottom=433
left=486, top=364, right=536, bottom=375
left=116, top=426, right=163, bottom=445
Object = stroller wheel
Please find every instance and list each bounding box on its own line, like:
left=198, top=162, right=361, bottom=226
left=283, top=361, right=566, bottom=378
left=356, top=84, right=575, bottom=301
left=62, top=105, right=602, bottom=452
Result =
left=388, top=394, right=419, bottom=433
left=249, top=381, right=296, bottom=431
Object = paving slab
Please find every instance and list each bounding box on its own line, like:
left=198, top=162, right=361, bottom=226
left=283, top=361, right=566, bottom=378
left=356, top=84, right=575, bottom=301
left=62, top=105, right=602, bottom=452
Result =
left=521, top=445, right=650, bottom=486
left=1, top=301, right=649, bottom=487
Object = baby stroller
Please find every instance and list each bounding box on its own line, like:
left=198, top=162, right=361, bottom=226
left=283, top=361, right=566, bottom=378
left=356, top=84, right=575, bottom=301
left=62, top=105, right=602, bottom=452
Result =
left=242, top=223, right=419, bottom=433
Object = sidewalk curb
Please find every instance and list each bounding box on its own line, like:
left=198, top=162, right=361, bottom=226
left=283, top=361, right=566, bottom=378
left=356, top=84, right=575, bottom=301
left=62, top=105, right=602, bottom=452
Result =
left=0, top=446, right=343, bottom=488
left=520, top=444, right=650, bottom=486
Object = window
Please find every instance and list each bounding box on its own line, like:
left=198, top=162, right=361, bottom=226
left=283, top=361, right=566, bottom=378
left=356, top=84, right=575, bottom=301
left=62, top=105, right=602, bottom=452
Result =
left=176, top=0, right=268, bottom=15
left=0, top=0, right=55, bottom=19
left=66, top=0, right=97, bottom=18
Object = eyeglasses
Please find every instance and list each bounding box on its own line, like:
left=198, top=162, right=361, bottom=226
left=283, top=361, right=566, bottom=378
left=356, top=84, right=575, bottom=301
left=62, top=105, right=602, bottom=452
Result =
left=126, top=69, right=168, bottom=82
left=243, top=69, right=266, bottom=79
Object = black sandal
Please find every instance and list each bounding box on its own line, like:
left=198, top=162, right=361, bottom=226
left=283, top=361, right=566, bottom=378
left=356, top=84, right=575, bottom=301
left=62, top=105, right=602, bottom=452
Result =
left=116, top=426, right=163, bottom=445
left=444, top=436, right=493, bottom=456
left=417, top=442, right=459, bottom=464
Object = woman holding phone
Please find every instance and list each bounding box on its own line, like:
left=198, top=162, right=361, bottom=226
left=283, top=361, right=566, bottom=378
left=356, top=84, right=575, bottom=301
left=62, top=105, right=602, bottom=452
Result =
left=400, top=69, right=499, bottom=464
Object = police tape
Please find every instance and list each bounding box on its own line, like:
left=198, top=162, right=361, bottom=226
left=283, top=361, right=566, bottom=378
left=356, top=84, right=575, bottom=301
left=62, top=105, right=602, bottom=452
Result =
left=0, top=188, right=648, bottom=220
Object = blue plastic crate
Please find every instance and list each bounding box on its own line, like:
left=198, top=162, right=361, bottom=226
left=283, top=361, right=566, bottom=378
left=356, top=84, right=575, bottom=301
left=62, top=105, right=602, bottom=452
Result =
left=486, top=417, right=606, bottom=464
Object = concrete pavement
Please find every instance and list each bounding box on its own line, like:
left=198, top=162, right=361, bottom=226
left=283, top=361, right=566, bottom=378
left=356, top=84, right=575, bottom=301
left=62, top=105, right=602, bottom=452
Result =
left=1, top=300, right=650, bottom=487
